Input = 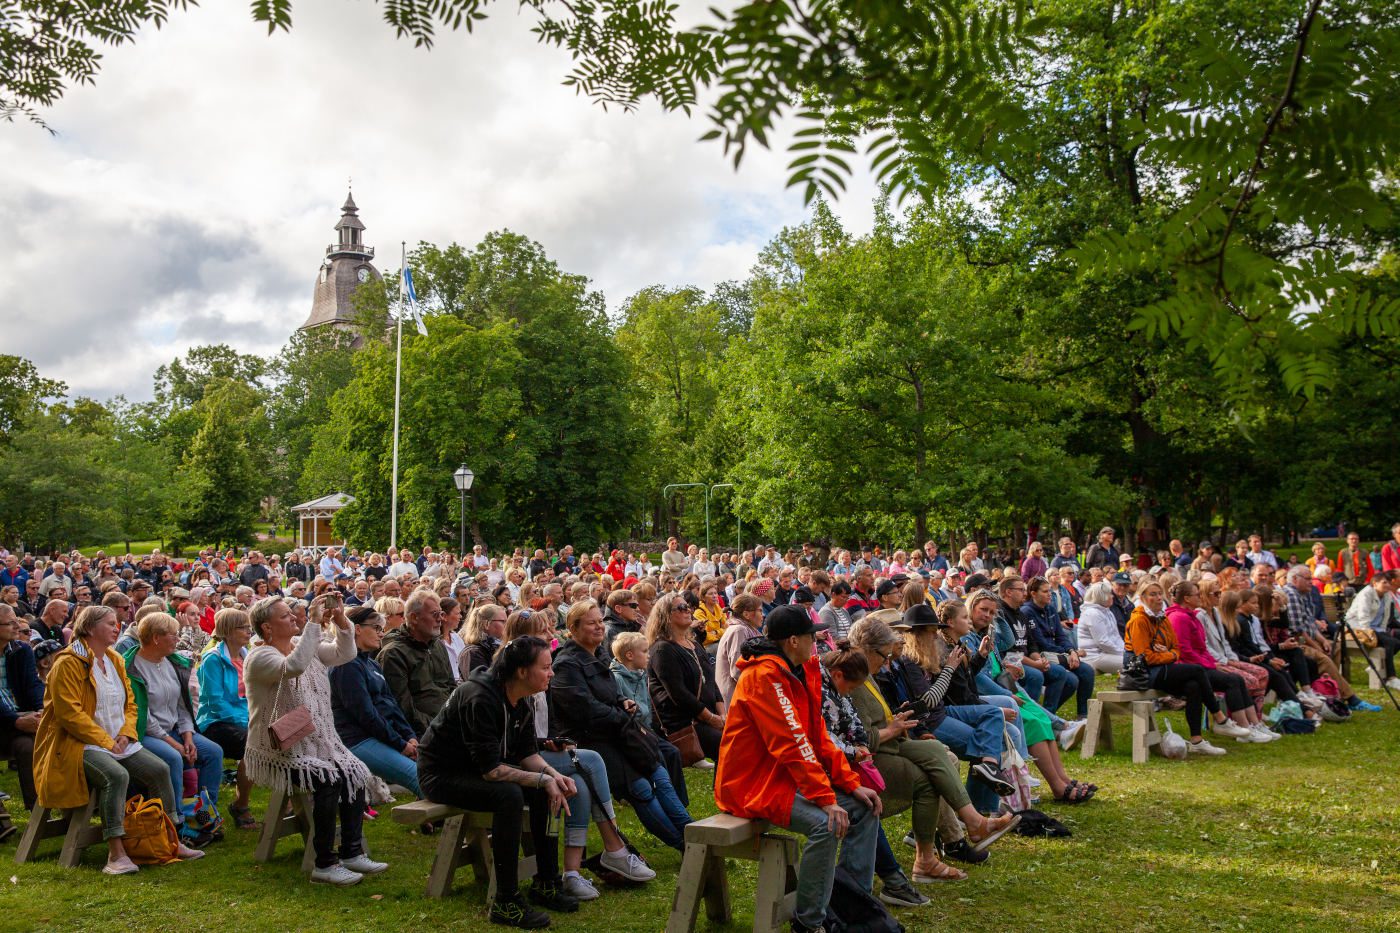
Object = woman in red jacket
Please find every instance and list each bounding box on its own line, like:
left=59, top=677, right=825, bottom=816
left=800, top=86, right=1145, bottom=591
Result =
left=1164, top=581, right=1267, bottom=743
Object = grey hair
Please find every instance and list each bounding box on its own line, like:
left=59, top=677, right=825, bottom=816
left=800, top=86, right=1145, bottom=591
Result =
left=848, top=616, right=902, bottom=651
left=1084, top=581, right=1114, bottom=608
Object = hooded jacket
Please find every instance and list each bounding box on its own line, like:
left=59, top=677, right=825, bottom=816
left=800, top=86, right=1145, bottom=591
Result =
left=329, top=649, right=419, bottom=750
left=1166, top=603, right=1215, bottom=668
left=376, top=626, right=455, bottom=736
left=34, top=638, right=139, bottom=809
left=418, top=668, right=538, bottom=779
left=714, top=638, right=859, bottom=825
left=196, top=640, right=248, bottom=730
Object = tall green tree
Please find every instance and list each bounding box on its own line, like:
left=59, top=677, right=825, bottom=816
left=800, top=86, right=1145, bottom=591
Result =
left=171, top=381, right=265, bottom=549
left=266, top=327, right=359, bottom=514
left=0, top=355, right=66, bottom=446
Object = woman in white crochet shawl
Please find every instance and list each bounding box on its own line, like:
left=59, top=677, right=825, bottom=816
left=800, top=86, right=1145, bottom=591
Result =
left=245, top=594, right=389, bottom=886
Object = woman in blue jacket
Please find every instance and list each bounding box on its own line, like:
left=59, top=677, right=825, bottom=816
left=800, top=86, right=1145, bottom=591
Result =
left=329, top=606, right=420, bottom=796
left=196, top=607, right=255, bottom=828
left=1020, top=576, right=1094, bottom=719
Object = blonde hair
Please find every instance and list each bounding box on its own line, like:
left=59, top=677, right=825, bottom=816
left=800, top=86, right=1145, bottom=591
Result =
left=565, top=598, right=601, bottom=633
left=72, top=605, right=117, bottom=639
left=212, top=607, right=250, bottom=642
left=611, top=630, right=648, bottom=662
left=465, top=603, right=507, bottom=643
left=374, top=596, right=405, bottom=618
left=137, top=612, right=179, bottom=644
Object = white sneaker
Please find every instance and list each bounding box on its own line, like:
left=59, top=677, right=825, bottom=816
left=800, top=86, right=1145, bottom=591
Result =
left=342, top=854, right=388, bottom=875
left=690, top=759, right=715, bottom=770
left=102, top=856, right=139, bottom=875
left=1057, top=719, right=1087, bottom=751
left=310, top=863, right=364, bottom=886
left=1025, top=774, right=1043, bottom=788
left=1187, top=739, right=1227, bottom=756
left=1211, top=720, right=1253, bottom=739
left=1251, top=723, right=1281, bottom=742
left=1297, top=690, right=1324, bottom=710
left=599, top=847, right=656, bottom=882
left=1237, top=725, right=1273, bottom=743
left=175, top=844, right=205, bottom=860
left=1385, top=677, right=1400, bottom=691
left=562, top=872, right=600, bottom=900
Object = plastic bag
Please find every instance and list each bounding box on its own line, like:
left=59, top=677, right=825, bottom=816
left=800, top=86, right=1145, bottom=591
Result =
left=1159, top=719, right=1187, bottom=760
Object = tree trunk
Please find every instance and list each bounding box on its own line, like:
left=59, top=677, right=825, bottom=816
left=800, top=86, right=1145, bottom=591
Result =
left=914, top=512, right=928, bottom=544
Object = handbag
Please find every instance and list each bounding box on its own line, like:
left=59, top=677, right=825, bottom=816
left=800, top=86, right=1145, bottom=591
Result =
left=854, top=758, right=885, bottom=792
left=122, top=795, right=181, bottom=864
left=268, top=672, right=314, bottom=750
left=1117, top=651, right=1152, bottom=692
left=666, top=724, right=706, bottom=767
left=618, top=712, right=664, bottom=773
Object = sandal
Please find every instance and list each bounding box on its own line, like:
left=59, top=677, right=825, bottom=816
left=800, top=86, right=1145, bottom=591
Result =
left=966, top=812, right=1022, bottom=853
left=1054, top=781, right=1092, bottom=804
left=912, top=860, right=968, bottom=883
left=1069, top=779, right=1098, bottom=799
left=228, top=803, right=258, bottom=830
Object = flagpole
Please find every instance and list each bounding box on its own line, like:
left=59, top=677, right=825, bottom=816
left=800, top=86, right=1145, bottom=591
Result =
left=390, top=240, right=405, bottom=553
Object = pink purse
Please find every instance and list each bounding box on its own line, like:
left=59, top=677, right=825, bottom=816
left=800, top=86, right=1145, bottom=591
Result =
left=855, top=758, right=885, bottom=792
left=268, top=674, right=314, bottom=749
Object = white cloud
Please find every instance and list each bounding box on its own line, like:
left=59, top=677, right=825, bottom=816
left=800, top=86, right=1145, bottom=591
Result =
left=0, top=2, right=878, bottom=400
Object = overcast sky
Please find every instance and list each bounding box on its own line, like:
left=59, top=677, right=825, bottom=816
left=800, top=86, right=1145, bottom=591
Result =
left=0, top=3, right=878, bottom=402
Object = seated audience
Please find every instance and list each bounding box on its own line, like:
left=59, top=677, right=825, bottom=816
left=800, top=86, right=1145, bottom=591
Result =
left=1076, top=581, right=1125, bottom=673
left=646, top=592, right=725, bottom=764
left=377, top=590, right=455, bottom=736
left=458, top=602, right=508, bottom=680
left=196, top=607, right=256, bottom=828
left=329, top=606, right=421, bottom=797
left=0, top=603, right=44, bottom=811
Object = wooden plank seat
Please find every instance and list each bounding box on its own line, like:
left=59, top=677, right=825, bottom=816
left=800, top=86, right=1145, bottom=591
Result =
left=14, top=789, right=104, bottom=867
left=1082, top=689, right=1166, bottom=764
left=391, top=799, right=536, bottom=900
left=1343, top=641, right=1388, bottom=690
left=667, top=812, right=798, bottom=933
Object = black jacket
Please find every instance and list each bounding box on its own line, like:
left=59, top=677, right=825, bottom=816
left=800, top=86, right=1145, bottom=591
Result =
left=648, top=639, right=721, bottom=735
left=601, top=611, right=640, bottom=663
left=419, top=669, right=537, bottom=780
left=549, top=639, right=646, bottom=791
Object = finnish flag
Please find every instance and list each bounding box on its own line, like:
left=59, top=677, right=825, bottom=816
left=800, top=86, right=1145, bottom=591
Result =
left=403, top=265, right=428, bottom=336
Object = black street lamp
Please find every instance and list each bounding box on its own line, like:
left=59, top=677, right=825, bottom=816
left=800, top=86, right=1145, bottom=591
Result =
left=452, top=463, right=475, bottom=556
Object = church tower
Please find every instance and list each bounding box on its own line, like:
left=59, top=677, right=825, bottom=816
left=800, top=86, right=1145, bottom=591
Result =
left=301, top=191, right=383, bottom=331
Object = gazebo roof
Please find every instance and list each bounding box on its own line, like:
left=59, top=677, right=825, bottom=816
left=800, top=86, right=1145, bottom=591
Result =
left=291, top=492, right=355, bottom=512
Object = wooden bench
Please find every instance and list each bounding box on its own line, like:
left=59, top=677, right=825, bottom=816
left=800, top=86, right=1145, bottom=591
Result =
left=1082, top=689, right=1165, bottom=764
left=14, top=790, right=104, bottom=867
left=391, top=800, right=535, bottom=900
left=667, top=812, right=798, bottom=933
left=1343, top=641, right=1388, bottom=690
left=252, top=785, right=317, bottom=874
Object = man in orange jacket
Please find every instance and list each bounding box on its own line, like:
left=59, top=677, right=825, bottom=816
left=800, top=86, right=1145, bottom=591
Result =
left=715, top=605, right=882, bottom=933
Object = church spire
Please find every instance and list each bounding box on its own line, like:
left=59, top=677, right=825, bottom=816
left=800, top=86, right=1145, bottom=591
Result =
left=301, top=190, right=382, bottom=332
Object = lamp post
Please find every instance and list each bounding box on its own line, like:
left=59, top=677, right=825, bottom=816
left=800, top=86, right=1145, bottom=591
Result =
left=452, top=464, right=474, bottom=556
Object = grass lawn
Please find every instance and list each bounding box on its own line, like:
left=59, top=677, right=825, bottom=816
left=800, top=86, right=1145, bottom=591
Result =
left=5, top=674, right=1400, bottom=933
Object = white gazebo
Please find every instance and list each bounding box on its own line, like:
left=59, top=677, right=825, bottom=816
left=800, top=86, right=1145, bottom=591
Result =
left=292, top=492, right=355, bottom=556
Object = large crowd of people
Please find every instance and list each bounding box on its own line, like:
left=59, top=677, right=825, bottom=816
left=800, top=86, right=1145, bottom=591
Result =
left=2, top=524, right=1398, bottom=930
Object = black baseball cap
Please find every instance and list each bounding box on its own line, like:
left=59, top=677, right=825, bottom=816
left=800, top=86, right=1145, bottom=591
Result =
left=766, top=604, right=826, bottom=640
left=875, top=578, right=902, bottom=599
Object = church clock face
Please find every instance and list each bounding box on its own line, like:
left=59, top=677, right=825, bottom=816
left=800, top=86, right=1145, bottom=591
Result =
left=357, top=267, right=371, bottom=283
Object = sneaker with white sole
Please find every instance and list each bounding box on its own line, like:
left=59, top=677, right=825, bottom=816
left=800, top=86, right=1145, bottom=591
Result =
left=1187, top=739, right=1227, bottom=756
left=1251, top=723, right=1281, bottom=741
left=561, top=872, right=599, bottom=901
left=878, top=877, right=931, bottom=908
left=342, top=854, right=388, bottom=875
left=310, top=863, right=364, bottom=886
left=598, top=847, right=656, bottom=882
left=1236, top=725, right=1273, bottom=743
left=102, top=856, right=139, bottom=875
left=690, top=759, right=715, bottom=770
left=1296, top=689, right=1325, bottom=710
left=1385, top=677, right=1400, bottom=691
left=1057, top=719, right=1088, bottom=751
left=1211, top=720, right=1253, bottom=740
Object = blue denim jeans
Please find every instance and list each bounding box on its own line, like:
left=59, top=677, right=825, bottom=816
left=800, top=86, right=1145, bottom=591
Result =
left=1042, top=661, right=1095, bottom=717
left=628, top=762, right=692, bottom=850
left=934, top=704, right=1007, bottom=814
left=783, top=791, right=880, bottom=929
left=144, top=731, right=224, bottom=808
left=350, top=737, right=421, bottom=797
left=541, top=747, right=616, bottom=848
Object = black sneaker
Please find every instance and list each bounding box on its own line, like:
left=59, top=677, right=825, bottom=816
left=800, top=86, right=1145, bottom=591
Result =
left=970, top=761, right=1015, bottom=796
left=878, top=876, right=930, bottom=908
left=489, top=893, right=551, bottom=928
left=943, top=838, right=989, bottom=865
left=528, top=877, right=581, bottom=913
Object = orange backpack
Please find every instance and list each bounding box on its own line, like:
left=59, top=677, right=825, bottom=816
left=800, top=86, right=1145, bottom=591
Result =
left=122, top=795, right=180, bottom=864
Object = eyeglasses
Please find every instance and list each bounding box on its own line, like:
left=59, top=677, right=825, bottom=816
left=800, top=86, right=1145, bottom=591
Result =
left=356, top=622, right=386, bottom=632
left=670, top=605, right=692, bottom=614
left=625, top=602, right=639, bottom=609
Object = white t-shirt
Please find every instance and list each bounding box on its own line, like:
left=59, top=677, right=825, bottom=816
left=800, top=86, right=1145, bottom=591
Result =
left=85, top=656, right=144, bottom=760
left=388, top=561, right=419, bottom=579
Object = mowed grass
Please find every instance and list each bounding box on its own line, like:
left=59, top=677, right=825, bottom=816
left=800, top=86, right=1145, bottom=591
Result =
left=4, top=674, right=1399, bottom=933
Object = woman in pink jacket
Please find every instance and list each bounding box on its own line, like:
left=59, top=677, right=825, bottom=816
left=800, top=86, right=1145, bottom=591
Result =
left=1165, top=581, right=1273, bottom=743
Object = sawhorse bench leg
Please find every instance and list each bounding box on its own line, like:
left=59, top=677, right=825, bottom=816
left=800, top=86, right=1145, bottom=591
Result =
left=253, top=786, right=314, bottom=871
left=15, top=791, right=102, bottom=867
left=1131, top=700, right=1161, bottom=764
left=425, top=813, right=487, bottom=898
left=1081, top=698, right=1110, bottom=759
left=668, top=841, right=731, bottom=933
left=753, top=835, right=798, bottom=933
